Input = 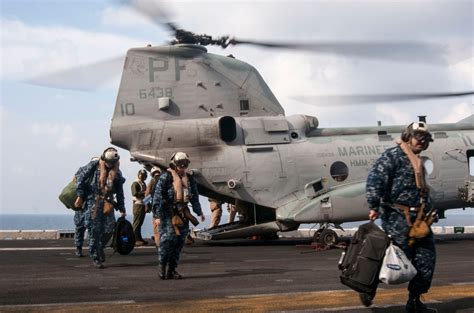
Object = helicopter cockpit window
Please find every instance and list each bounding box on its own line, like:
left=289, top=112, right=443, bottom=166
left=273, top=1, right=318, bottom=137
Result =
left=219, top=116, right=237, bottom=142
left=240, top=99, right=249, bottom=111
left=330, top=161, right=349, bottom=182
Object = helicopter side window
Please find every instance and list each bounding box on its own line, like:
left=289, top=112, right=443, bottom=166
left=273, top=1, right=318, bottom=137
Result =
left=468, top=150, right=474, bottom=176
left=219, top=116, right=237, bottom=142
left=421, top=156, right=434, bottom=176
left=330, top=161, right=349, bottom=182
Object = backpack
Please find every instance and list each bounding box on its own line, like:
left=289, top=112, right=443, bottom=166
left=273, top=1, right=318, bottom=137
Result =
left=111, top=217, right=136, bottom=255
left=58, top=177, right=80, bottom=210
left=58, top=163, right=96, bottom=211
left=338, top=221, right=390, bottom=295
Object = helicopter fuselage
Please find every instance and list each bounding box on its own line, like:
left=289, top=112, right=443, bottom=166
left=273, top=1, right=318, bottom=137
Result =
left=110, top=44, right=474, bottom=236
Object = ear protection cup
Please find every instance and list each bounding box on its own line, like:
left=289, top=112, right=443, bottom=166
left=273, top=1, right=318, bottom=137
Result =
left=401, top=130, right=411, bottom=142
left=400, top=122, right=415, bottom=142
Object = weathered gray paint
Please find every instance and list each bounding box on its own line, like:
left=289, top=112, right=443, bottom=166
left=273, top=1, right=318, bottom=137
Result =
left=111, top=44, right=474, bottom=237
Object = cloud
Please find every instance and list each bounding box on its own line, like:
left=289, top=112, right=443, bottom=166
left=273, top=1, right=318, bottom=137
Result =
left=448, top=57, right=474, bottom=89
left=439, top=102, right=473, bottom=123
left=101, top=5, right=156, bottom=28
left=1, top=18, right=146, bottom=82
left=27, top=121, right=74, bottom=150
left=0, top=105, right=6, bottom=125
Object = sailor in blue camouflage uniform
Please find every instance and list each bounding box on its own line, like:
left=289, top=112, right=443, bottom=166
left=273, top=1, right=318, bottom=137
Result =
left=73, top=157, right=99, bottom=258
left=366, top=121, right=436, bottom=313
left=74, top=147, right=126, bottom=269
left=73, top=210, right=87, bottom=257
left=152, top=152, right=205, bottom=279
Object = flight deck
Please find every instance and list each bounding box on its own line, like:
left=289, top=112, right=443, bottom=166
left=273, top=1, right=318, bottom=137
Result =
left=0, top=235, right=473, bottom=312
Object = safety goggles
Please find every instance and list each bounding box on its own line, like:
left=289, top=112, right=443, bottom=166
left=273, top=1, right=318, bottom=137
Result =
left=175, top=160, right=189, bottom=168
left=413, top=131, right=433, bottom=144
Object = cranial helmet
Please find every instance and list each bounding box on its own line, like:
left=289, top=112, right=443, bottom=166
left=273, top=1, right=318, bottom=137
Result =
left=401, top=121, right=433, bottom=144
left=408, top=121, right=429, bottom=133
left=102, top=147, right=120, bottom=164
left=150, top=166, right=161, bottom=176
left=138, top=169, right=147, bottom=177
left=170, top=152, right=190, bottom=168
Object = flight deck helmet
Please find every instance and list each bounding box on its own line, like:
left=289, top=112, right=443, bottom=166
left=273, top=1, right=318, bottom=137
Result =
left=170, top=152, right=190, bottom=169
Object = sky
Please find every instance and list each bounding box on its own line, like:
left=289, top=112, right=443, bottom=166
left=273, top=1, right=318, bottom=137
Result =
left=0, top=0, right=473, bottom=217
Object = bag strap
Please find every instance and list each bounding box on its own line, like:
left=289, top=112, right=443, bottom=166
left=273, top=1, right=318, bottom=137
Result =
left=396, top=139, right=425, bottom=190
left=395, top=204, right=413, bottom=227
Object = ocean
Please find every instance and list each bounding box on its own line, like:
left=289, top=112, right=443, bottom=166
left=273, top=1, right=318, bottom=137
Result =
left=1, top=211, right=473, bottom=239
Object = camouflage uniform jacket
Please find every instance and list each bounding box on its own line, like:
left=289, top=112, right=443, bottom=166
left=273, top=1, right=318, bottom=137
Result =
left=152, top=171, right=203, bottom=220
left=366, top=144, right=432, bottom=213
left=75, top=160, right=126, bottom=213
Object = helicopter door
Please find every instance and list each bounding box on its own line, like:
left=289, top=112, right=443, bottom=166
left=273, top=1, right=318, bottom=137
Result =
left=240, top=117, right=290, bottom=206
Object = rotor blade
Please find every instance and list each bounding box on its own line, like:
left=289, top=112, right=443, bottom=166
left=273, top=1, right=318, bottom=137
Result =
left=292, top=91, right=474, bottom=106
left=229, top=39, right=449, bottom=64
left=123, top=0, right=178, bottom=33
left=25, top=56, right=125, bottom=91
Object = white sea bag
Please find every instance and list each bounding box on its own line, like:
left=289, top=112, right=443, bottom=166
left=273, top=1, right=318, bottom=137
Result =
left=379, top=242, right=417, bottom=284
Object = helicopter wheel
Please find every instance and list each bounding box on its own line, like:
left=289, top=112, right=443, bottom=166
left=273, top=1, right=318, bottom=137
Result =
left=312, top=229, right=322, bottom=242
left=318, top=229, right=338, bottom=247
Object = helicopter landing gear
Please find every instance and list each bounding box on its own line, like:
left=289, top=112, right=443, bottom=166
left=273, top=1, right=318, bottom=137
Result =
left=312, top=224, right=340, bottom=247
left=318, top=229, right=338, bottom=246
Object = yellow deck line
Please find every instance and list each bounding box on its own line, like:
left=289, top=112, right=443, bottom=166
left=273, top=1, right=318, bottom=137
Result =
left=2, top=284, right=473, bottom=312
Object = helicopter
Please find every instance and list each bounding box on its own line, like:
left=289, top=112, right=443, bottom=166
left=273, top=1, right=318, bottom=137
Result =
left=30, top=1, right=474, bottom=244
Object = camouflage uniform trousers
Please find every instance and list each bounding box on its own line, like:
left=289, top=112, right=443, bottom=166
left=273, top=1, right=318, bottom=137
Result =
left=132, top=202, right=146, bottom=241
left=381, top=207, right=436, bottom=297
left=73, top=209, right=87, bottom=248
left=210, top=207, right=222, bottom=228
left=85, top=198, right=116, bottom=262
left=158, top=217, right=189, bottom=269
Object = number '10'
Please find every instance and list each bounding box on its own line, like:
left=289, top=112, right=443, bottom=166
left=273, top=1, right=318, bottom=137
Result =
left=120, top=103, right=135, bottom=116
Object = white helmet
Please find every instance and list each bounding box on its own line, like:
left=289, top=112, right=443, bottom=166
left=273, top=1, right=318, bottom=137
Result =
left=171, top=152, right=189, bottom=162
left=102, top=147, right=120, bottom=164
left=402, top=121, right=433, bottom=145
left=410, top=121, right=429, bottom=133
left=150, top=166, right=161, bottom=175
left=170, top=152, right=190, bottom=168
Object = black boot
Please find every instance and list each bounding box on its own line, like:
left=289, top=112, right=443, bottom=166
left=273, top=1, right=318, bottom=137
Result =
left=75, top=246, right=83, bottom=257
left=166, top=266, right=182, bottom=280
left=159, top=264, right=166, bottom=280
left=99, top=248, right=105, bottom=263
left=358, top=292, right=374, bottom=307
left=406, top=296, right=437, bottom=313
left=93, top=259, right=104, bottom=269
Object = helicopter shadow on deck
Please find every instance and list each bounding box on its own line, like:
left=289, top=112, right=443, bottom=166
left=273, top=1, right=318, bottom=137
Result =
left=202, top=238, right=313, bottom=247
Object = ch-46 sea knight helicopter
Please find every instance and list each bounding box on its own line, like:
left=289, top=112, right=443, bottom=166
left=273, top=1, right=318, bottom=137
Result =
left=36, top=1, right=474, bottom=244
